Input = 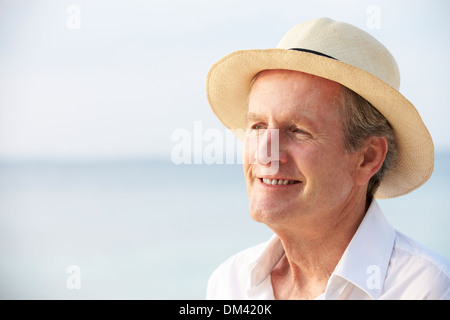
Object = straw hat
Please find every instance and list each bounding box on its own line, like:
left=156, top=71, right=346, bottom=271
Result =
left=206, top=17, right=434, bottom=199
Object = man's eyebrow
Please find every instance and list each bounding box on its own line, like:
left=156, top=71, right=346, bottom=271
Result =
left=246, top=112, right=264, bottom=123
left=290, top=115, right=318, bottom=131
left=246, top=112, right=317, bottom=130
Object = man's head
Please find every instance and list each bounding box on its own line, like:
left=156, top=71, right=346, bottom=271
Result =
left=243, top=69, right=389, bottom=229
left=206, top=17, right=434, bottom=199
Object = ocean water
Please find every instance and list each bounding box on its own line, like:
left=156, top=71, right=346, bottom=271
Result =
left=0, top=153, right=449, bottom=299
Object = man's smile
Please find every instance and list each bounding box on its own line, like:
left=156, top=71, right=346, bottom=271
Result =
left=259, top=177, right=301, bottom=186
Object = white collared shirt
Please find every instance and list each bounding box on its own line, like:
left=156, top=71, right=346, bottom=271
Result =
left=206, top=200, right=450, bottom=300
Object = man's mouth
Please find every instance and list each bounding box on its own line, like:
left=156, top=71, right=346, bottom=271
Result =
left=260, top=178, right=301, bottom=186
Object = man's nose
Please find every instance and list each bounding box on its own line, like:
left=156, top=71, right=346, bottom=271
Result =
left=255, top=128, right=287, bottom=166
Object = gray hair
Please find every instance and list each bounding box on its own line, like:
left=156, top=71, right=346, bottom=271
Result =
left=339, top=86, right=398, bottom=201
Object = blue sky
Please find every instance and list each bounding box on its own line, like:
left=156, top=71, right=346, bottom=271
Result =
left=0, top=0, right=449, bottom=160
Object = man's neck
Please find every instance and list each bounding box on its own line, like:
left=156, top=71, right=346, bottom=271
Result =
left=270, top=194, right=368, bottom=300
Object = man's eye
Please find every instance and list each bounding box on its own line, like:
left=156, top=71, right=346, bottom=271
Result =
left=251, top=123, right=267, bottom=130
left=291, top=128, right=311, bottom=139
left=291, top=127, right=311, bottom=137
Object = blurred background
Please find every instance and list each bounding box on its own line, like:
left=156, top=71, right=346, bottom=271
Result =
left=0, top=0, right=449, bottom=299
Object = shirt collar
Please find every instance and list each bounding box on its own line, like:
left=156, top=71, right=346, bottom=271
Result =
left=247, top=199, right=395, bottom=299
left=248, top=234, right=285, bottom=289
left=330, top=199, right=395, bottom=299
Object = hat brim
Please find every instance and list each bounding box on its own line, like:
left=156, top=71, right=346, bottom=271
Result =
left=206, top=49, right=434, bottom=199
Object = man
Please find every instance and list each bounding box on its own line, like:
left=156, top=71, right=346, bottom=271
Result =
left=205, top=18, right=450, bottom=299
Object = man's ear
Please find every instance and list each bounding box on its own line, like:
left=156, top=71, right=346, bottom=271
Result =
left=355, top=136, right=388, bottom=186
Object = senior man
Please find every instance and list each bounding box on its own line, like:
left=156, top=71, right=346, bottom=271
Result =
left=205, top=18, right=450, bottom=300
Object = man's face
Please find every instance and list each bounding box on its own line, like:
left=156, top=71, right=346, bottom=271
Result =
left=243, top=70, right=360, bottom=230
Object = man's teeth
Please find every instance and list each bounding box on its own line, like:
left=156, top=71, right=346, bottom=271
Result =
left=262, top=178, right=299, bottom=185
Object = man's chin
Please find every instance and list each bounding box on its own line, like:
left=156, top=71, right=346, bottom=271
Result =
left=248, top=203, right=293, bottom=226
